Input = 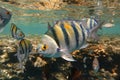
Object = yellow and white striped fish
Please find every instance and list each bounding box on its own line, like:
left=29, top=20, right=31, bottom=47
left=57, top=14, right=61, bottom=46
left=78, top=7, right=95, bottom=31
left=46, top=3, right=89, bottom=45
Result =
left=36, top=18, right=104, bottom=61
left=15, top=39, right=32, bottom=69
left=10, top=23, right=25, bottom=40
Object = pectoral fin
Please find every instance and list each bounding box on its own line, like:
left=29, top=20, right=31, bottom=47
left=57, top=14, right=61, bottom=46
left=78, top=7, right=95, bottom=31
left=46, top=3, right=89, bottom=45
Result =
left=61, top=53, right=76, bottom=61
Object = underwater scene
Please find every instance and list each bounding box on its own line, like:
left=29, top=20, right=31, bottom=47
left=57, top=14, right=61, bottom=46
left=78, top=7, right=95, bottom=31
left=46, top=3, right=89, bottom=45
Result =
left=0, top=0, right=120, bottom=80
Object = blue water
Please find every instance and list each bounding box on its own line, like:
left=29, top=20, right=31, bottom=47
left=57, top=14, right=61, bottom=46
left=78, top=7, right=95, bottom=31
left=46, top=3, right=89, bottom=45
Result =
left=0, top=2, right=120, bottom=36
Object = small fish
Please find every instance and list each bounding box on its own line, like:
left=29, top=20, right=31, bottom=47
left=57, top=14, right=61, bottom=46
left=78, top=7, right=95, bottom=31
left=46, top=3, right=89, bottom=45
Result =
left=83, top=57, right=87, bottom=68
left=36, top=18, right=104, bottom=61
left=92, top=57, right=100, bottom=72
left=10, top=23, right=25, bottom=40
left=103, top=23, right=115, bottom=28
left=0, top=7, right=12, bottom=32
left=15, top=39, right=32, bottom=70
left=96, top=0, right=103, bottom=9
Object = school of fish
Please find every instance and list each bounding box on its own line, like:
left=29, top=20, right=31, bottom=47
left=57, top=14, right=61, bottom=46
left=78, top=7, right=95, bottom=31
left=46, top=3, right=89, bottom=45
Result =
left=10, top=23, right=33, bottom=70
left=0, top=7, right=103, bottom=71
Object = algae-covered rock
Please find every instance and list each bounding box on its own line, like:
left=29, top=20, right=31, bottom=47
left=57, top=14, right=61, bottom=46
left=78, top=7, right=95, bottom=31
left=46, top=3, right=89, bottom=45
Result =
left=0, top=36, right=120, bottom=80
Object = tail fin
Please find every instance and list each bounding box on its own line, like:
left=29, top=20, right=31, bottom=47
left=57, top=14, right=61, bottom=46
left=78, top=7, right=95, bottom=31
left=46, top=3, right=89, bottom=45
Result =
left=88, top=20, right=104, bottom=41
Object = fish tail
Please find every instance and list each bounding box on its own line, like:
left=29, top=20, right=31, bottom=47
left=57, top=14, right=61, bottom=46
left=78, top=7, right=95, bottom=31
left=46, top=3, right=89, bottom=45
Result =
left=88, top=21, right=104, bottom=41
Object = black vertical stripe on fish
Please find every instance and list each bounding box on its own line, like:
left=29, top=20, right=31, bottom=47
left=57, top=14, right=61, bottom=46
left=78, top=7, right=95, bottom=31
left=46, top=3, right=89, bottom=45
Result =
left=19, top=40, right=24, bottom=54
left=11, top=25, right=16, bottom=37
left=26, top=40, right=30, bottom=52
left=20, top=39, right=26, bottom=54
left=22, top=39, right=28, bottom=54
left=79, top=24, right=85, bottom=46
left=11, top=26, right=14, bottom=37
left=29, top=44, right=32, bottom=52
left=93, top=18, right=98, bottom=26
left=13, top=26, right=17, bottom=36
left=50, top=27, right=60, bottom=47
left=60, top=23, right=70, bottom=48
left=90, top=19, right=93, bottom=29
left=71, top=22, right=79, bottom=48
left=23, top=39, right=30, bottom=59
left=25, top=40, right=31, bottom=52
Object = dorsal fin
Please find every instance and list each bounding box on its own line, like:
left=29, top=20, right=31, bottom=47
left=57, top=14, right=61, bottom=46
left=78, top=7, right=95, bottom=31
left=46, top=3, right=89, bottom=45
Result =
left=48, top=22, right=52, bottom=29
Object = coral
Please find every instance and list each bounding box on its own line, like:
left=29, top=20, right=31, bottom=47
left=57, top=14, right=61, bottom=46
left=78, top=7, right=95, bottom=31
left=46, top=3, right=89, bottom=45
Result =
left=0, top=35, right=120, bottom=80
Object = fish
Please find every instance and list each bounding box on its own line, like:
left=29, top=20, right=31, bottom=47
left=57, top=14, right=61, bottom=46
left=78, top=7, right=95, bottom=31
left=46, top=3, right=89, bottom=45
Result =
left=0, top=7, right=12, bottom=32
left=36, top=18, right=104, bottom=61
left=103, top=23, right=115, bottom=28
left=10, top=23, right=25, bottom=40
left=92, top=57, right=100, bottom=72
left=15, top=39, right=33, bottom=70
left=83, top=57, right=87, bottom=68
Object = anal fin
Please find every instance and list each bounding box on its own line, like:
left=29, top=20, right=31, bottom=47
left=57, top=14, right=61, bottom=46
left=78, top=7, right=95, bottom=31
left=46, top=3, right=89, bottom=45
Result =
left=61, top=53, right=76, bottom=61
left=80, top=44, right=89, bottom=49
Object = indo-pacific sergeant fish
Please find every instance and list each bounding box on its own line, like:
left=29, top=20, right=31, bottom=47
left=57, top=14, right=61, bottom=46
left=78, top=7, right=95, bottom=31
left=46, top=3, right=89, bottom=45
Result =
left=15, top=39, right=33, bottom=69
left=0, top=7, right=12, bottom=32
left=10, top=23, right=25, bottom=40
left=36, top=18, right=104, bottom=61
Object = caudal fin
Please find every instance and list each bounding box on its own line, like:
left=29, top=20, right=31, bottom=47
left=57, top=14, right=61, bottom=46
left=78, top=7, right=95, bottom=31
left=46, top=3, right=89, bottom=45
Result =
left=89, top=21, right=104, bottom=41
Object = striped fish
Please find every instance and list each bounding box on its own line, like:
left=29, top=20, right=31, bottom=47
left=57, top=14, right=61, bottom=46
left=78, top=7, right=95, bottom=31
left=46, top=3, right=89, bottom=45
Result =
left=36, top=18, right=104, bottom=61
left=11, top=23, right=25, bottom=40
left=16, top=39, right=32, bottom=69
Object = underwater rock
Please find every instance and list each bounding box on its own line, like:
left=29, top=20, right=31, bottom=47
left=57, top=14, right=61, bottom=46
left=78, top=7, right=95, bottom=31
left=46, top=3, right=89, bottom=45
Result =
left=33, top=56, right=47, bottom=67
left=0, top=0, right=119, bottom=10
left=1, top=0, right=65, bottom=10
left=0, top=36, right=119, bottom=80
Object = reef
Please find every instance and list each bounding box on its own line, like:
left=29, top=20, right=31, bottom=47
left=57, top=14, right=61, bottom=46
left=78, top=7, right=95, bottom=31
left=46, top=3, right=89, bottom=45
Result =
left=0, top=0, right=119, bottom=10
left=0, top=35, right=120, bottom=80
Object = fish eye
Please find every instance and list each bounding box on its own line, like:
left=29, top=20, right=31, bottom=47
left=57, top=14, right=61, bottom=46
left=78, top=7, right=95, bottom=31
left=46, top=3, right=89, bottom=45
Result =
left=19, top=32, right=23, bottom=36
left=41, top=44, right=48, bottom=51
